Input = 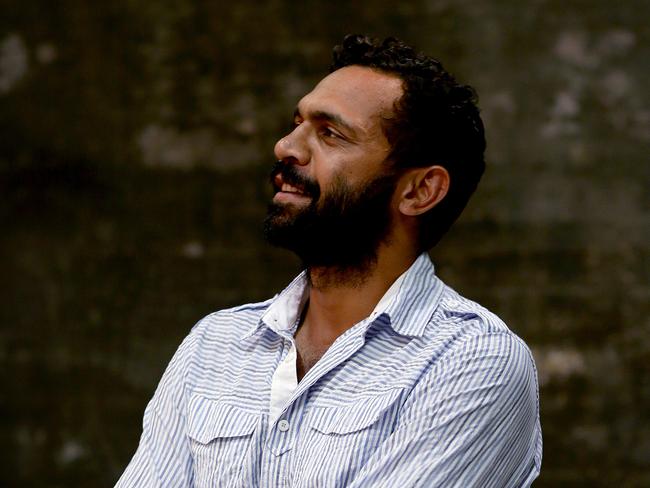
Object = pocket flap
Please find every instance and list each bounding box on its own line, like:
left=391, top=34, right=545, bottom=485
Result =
left=187, top=394, right=259, bottom=444
left=309, top=388, right=402, bottom=435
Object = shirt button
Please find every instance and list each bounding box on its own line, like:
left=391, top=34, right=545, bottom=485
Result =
left=278, top=419, right=290, bottom=432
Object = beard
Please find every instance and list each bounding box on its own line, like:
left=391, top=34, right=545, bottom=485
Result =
left=263, top=161, right=398, bottom=276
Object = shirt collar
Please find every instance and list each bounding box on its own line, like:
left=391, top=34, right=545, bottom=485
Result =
left=241, top=252, right=443, bottom=341
left=381, top=253, right=444, bottom=337
left=241, top=271, right=309, bottom=341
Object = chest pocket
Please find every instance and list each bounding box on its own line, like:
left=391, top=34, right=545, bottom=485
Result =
left=294, top=388, right=404, bottom=486
left=187, top=394, right=259, bottom=488
left=309, top=387, right=403, bottom=435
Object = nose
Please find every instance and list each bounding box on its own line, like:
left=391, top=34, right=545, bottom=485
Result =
left=273, top=125, right=310, bottom=166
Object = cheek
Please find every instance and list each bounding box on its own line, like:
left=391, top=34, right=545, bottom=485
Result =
left=312, top=144, right=386, bottom=190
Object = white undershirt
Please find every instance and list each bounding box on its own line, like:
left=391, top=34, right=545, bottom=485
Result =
left=268, top=342, right=298, bottom=425
left=267, top=272, right=407, bottom=425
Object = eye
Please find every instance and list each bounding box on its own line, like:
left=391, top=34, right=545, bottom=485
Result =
left=320, top=126, right=341, bottom=139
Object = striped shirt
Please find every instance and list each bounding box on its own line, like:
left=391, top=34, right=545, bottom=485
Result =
left=116, top=253, right=542, bottom=487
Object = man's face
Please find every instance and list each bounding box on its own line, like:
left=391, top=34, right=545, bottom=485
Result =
left=264, top=66, right=404, bottom=271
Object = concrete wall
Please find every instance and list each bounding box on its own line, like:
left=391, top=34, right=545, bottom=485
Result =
left=2, top=1, right=649, bottom=485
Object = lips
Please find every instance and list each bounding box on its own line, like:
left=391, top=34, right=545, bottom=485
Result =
left=269, top=160, right=320, bottom=202
left=281, top=182, right=305, bottom=195
left=274, top=172, right=308, bottom=196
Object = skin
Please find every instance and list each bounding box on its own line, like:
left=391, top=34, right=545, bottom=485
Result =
left=273, top=65, right=450, bottom=380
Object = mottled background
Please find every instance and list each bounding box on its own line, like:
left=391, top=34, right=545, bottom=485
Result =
left=1, top=1, right=649, bottom=486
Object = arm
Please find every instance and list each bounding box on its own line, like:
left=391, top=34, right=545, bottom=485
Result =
left=115, top=325, right=202, bottom=488
left=349, top=332, right=542, bottom=488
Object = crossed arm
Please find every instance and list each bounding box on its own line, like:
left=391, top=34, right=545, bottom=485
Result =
left=116, top=328, right=541, bottom=487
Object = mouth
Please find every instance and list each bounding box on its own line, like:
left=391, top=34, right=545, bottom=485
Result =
left=269, top=160, right=321, bottom=206
left=280, top=182, right=305, bottom=195
left=273, top=174, right=311, bottom=203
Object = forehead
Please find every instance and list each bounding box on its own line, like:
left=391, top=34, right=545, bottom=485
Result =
left=299, top=66, right=404, bottom=134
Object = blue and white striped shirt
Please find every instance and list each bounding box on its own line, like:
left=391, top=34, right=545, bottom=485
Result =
left=117, top=253, right=542, bottom=487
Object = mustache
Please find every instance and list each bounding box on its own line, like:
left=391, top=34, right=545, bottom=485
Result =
left=269, top=160, right=320, bottom=199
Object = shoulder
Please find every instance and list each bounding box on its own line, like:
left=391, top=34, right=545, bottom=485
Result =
left=431, top=284, right=527, bottom=345
left=435, top=285, right=510, bottom=334
left=425, top=284, right=539, bottom=391
left=166, top=296, right=276, bottom=372
left=161, top=296, right=277, bottom=391
left=397, top=285, right=543, bottom=486
left=411, top=283, right=540, bottom=419
left=189, top=296, right=276, bottom=338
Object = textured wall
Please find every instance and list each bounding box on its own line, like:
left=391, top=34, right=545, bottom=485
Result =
left=1, top=1, right=649, bottom=486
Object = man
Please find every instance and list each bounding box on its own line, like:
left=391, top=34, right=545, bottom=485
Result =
left=117, top=35, right=542, bottom=487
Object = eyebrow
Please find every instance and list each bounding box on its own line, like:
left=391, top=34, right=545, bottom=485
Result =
left=294, top=107, right=359, bottom=137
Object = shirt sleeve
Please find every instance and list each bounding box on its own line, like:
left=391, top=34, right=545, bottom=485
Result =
left=115, top=323, right=203, bottom=488
left=348, top=331, right=542, bottom=488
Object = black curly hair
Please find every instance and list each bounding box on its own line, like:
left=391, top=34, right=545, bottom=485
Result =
left=331, top=34, right=486, bottom=251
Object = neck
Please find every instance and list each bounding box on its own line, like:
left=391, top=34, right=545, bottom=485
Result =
left=302, top=244, right=418, bottom=340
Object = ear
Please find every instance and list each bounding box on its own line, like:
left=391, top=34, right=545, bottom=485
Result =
left=398, top=165, right=450, bottom=217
